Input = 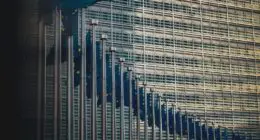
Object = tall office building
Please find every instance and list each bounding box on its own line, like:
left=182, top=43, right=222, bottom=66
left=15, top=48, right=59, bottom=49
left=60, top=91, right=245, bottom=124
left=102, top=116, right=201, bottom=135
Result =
left=21, top=0, right=260, bottom=140
left=81, top=0, right=260, bottom=139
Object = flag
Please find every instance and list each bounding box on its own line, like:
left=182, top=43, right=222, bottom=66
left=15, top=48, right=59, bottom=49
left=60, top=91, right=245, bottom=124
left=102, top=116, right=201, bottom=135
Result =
left=232, top=131, right=240, bottom=140
left=175, top=111, right=181, bottom=135
left=195, top=121, right=201, bottom=140
left=202, top=124, right=207, bottom=140
left=133, top=79, right=137, bottom=116
left=182, top=114, right=188, bottom=135
left=139, top=87, right=145, bottom=120
left=73, top=43, right=81, bottom=87
left=188, top=118, right=194, bottom=139
left=115, top=64, right=121, bottom=107
left=222, top=128, right=228, bottom=140
left=155, top=95, right=160, bottom=127
left=106, top=54, right=112, bottom=102
left=85, top=30, right=92, bottom=98
left=168, top=109, right=174, bottom=134
left=161, top=105, right=167, bottom=130
left=215, top=127, right=221, bottom=140
left=96, top=41, right=102, bottom=105
left=147, top=94, right=153, bottom=126
left=124, top=72, right=129, bottom=106
left=208, top=127, right=214, bottom=140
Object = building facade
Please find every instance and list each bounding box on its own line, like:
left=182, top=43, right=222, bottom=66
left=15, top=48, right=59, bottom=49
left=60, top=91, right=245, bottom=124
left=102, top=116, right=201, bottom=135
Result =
left=82, top=0, right=260, bottom=139
left=38, top=0, right=260, bottom=140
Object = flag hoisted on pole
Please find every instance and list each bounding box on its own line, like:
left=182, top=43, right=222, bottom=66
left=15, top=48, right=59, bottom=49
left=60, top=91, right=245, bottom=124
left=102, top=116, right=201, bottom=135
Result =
left=101, top=34, right=107, bottom=140
left=128, top=67, right=133, bottom=140
left=110, top=46, right=116, bottom=140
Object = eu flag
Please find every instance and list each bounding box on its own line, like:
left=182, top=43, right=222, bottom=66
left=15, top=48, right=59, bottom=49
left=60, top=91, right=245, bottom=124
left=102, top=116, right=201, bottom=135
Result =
left=188, top=117, right=194, bottom=139
left=222, top=128, right=228, bottom=140
left=175, top=111, right=181, bottom=135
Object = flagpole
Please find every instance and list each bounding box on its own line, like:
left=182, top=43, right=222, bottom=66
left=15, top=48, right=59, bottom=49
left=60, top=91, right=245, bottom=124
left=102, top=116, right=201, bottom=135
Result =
left=173, top=104, right=176, bottom=140
left=80, top=8, right=87, bottom=140
left=135, top=75, right=141, bottom=140
left=199, top=118, right=202, bottom=140
left=166, top=99, right=169, bottom=140
left=54, top=7, right=61, bottom=140
left=151, top=88, right=155, bottom=140
left=194, top=115, right=197, bottom=140
left=101, top=34, right=107, bottom=140
left=159, top=95, right=162, bottom=140
left=90, top=19, right=98, bottom=140
left=110, top=46, right=116, bottom=140
left=179, top=108, right=183, bottom=140
left=206, top=120, right=209, bottom=140
left=67, top=36, right=73, bottom=140
left=143, top=82, right=147, bottom=140
left=186, top=111, right=189, bottom=140
left=212, top=122, right=216, bottom=140
left=119, top=58, right=125, bottom=140
left=128, top=67, right=133, bottom=140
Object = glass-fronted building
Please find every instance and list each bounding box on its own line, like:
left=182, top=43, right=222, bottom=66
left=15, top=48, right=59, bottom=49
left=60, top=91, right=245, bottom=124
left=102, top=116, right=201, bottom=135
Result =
left=40, top=0, right=260, bottom=140
left=82, top=0, right=260, bottom=139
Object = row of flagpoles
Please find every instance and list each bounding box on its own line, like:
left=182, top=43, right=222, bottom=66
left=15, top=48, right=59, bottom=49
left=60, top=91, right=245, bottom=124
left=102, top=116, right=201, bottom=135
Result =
left=45, top=7, right=254, bottom=140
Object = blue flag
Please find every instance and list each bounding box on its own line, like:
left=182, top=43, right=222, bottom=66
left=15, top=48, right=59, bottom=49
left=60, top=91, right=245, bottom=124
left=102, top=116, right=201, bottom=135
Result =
left=195, top=121, right=201, bottom=140
left=115, top=64, right=121, bottom=108
left=175, top=111, right=181, bottom=135
left=168, top=109, right=174, bottom=134
left=85, top=30, right=92, bottom=98
left=202, top=124, right=207, bottom=140
left=215, top=127, right=221, bottom=140
left=96, top=41, right=102, bottom=105
left=161, top=105, right=167, bottom=130
left=147, top=94, right=153, bottom=126
left=106, top=54, right=112, bottom=102
left=182, top=114, right=188, bottom=135
left=139, top=87, right=145, bottom=120
left=188, top=118, right=194, bottom=139
left=222, top=128, right=228, bottom=140
left=208, top=127, right=214, bottom=140
left=155, top=95, right=160, bottom=127
left=133, top=80, right=137, bottom=116
left=124, top=72, right=129, bottom=106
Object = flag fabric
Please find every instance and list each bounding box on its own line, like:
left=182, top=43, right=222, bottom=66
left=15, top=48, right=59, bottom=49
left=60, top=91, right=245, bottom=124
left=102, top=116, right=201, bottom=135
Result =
left=175, top=111, right=181, bottom=135
left=222, top=128, right=228, bottom=140
left=208, top=127, right=214, bottom=140
left=139, top=87, right=145, bottom=120
left=133, top=80, right=137, bottom=116
left=168, top=109, right=174, bottom=134
left=155, top=95, right=160, bottom=127
left=202, top=124, right=207, bottom=140
left=161, top=105, right=167, bottom=130
left=215, top=127, right=221, bottom=140
left=195, top=121, right=201, bottom=140
left=124, top=72, right=129, bottom=106
left=188, top=118, right=194, bottom=139
left=85, top=30, right=92, bottom=98
left=73, top=43, right=81, bottom=87
left=96, top=41, right=102, bottom=105
left=182, top=114, right=188, bottom=135
left=147, top=94, right=153, bottom=126
left=115, top=64, right=121, bottom=107
left=106, top=54, right=112, bottom=102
